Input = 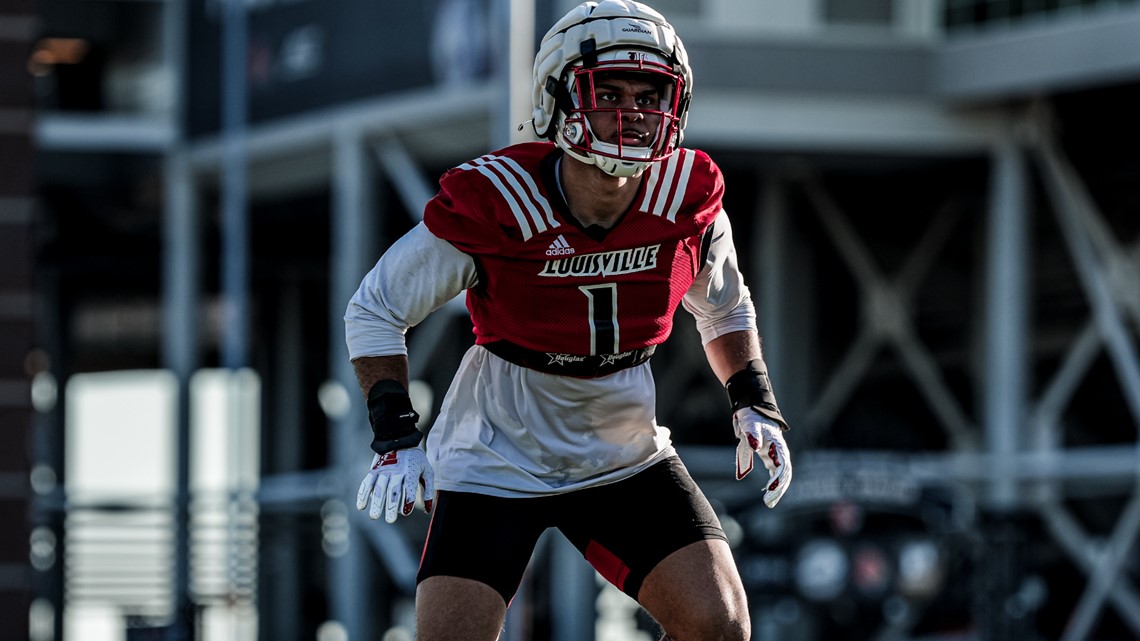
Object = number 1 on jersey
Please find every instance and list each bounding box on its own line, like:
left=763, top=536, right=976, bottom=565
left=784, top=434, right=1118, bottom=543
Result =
left=579, top=283, right=619, bottom=355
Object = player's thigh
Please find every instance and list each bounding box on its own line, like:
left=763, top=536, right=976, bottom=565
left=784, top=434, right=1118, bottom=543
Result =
left=416, top=575, right=506, bottom=641
left=556, top=456, right=728, bottom=600
left=638, top=538, right=750, bottom=641
left=417, top=490, right=548, bottom=607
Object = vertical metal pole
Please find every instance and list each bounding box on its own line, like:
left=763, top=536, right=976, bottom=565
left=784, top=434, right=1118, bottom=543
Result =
left=983, top=137, right=1028, bottom=511
left=264, top=281, right=304, bottom=638
left=330, top=124, right=373, bottom=640
left=757, top=174, right=788, bottom=381
left=163, top=0, right=195, bottom=633
left=162, top=150, right=199, bottom=639
left=755, top=173, right=812, bottom=436
left=496, top=0, right=534, bottom=149
left=218, top=1, right=251, bottom=636
left=753, top=175, right=790, bottom=641
left=550, top=535, right=596, bottom=641
left=221, top=0, right=249, bottom=372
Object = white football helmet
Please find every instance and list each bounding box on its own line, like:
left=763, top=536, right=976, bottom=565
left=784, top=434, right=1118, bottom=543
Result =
left=532, top=0, right=693, bottom=178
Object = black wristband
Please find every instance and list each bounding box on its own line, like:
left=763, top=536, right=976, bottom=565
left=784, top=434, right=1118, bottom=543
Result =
left=725, top=359, right=789, bottom=430
left=366, top=380, right=423, bottom=455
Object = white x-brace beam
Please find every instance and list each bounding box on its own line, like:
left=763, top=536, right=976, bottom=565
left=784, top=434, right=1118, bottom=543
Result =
left=759, top=119, right=1140, bottom=639
left=791, top=165, right=979, bottom=451
left=1028, top=115, right=1140, bottom=641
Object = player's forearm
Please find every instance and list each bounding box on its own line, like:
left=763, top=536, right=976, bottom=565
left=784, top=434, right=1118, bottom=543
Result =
left=703, top=330, right=763, bottom=385
left=353, top=354, right=423, bottom=455
left=710, top=331, right=789, bottom=431
left=352, top=355, right=410, bottom=399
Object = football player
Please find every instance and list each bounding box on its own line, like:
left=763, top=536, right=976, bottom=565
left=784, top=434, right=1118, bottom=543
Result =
left=346, top=1, right=792, bottom=638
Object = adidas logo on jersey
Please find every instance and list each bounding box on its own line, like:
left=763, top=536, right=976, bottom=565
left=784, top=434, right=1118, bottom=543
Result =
left=546, top=234, right=575, bottom=256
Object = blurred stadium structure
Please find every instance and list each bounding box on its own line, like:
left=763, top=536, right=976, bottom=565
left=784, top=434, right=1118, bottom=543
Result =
left=2, top=0, right=1140, bottom=639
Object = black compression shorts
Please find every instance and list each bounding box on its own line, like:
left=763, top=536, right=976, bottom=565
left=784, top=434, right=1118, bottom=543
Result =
left=416, top=455, right=727, bottom=605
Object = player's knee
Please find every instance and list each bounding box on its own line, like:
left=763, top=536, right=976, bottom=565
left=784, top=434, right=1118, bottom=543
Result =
left=711, top=609, right=751, bottom=641
left=668, top=605, right=750, bottom=641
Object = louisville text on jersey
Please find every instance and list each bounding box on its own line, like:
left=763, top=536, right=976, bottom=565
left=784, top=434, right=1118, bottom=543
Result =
left=538, top=244, right=661, bottom=278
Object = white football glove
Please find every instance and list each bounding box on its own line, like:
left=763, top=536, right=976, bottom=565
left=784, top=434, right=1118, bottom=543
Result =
left=355, top=448, right=435, bottom=524
left=733, top=407, right=792, bottom=508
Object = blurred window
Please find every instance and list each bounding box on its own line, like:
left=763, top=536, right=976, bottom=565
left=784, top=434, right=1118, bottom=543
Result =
left=824, top=0, right=893, bottom=25
left=945, top=0, right=1139, bottom=32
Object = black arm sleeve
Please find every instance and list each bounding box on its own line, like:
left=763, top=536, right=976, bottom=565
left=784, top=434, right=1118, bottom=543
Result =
left=724, top=359, right=789, bottom=431
left=366, top=380, right=423, bottom=455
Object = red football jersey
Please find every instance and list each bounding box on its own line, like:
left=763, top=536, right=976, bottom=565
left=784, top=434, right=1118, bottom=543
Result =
left=424, top=142, right=724, bottom=356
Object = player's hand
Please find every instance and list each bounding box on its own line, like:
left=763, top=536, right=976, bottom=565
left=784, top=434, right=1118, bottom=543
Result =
left=355, top=448, right=435, bottom=523
left=733, top=407, right=792, bottom=508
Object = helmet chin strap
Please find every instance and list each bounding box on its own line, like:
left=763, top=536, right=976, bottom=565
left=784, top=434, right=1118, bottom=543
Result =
left=557, top=115, right=654, bottom=178
left=595, top=156, right=646, bottom=179
left=591, top=145, right=652, bottom=178
left=559, top=135, right=650, bottom=178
